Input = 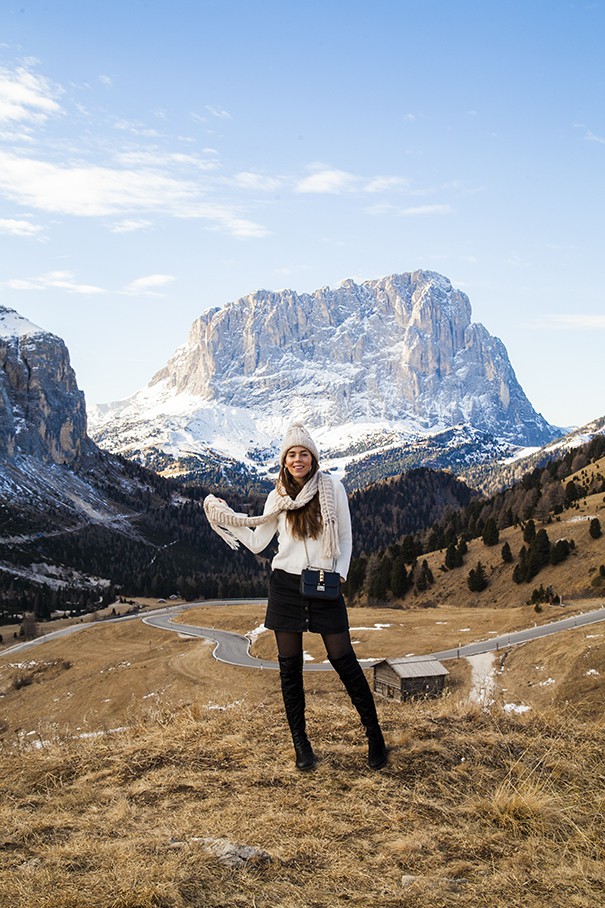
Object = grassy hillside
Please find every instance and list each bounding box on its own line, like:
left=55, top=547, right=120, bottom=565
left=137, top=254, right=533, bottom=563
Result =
left=346, top=486, right=605, bottom=610
left=1, top=598, right=605, bottom=906
left=1, top=660, right=604, bottom=906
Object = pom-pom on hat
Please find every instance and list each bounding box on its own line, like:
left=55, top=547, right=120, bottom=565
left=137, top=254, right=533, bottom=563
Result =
left=279, top=422, right=320, bottom=465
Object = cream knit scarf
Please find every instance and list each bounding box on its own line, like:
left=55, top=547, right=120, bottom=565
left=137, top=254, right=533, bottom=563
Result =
left=203, top=471, right=340, bottom=561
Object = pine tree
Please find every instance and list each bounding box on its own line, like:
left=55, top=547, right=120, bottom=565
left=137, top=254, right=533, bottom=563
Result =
left=390, top=554, right=409, bottom=598
left=444, top=542, right=462, bottom=569
left=533, top=528, right=551, bottom=569
left=550, top=539, right=571, bottom=565
left=401, top=535, right=421, bottom=564
left=523, top=519, right=536, bottom=544
left=467, top=561, right=488, bottom=592
left=366, top=554, right=389, bottom=602
left=589, top=517, right=602, bottom=539
left=512, top=562, right=525, bottom=584
left=346, top=557, right=367, bottom=596
left=414, top=559, right=434, bottom=592
left=501, top=541, right=513, bottom=563
left=482, top=517, right=500, bottom=547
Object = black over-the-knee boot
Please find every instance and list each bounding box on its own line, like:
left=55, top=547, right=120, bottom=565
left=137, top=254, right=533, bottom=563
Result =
left=329, top=649, right=388, bottom=769
left=278, top=654, right=316, bottom=771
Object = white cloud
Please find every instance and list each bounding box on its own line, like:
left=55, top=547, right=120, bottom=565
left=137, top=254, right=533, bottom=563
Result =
left=233, top=171, right=282, bottom=191
left=364, top=176, right=410, bottom=193
left=0, top=151, right=268, bottom=238
left=122, top=274, right=176, bottom=295
left=296, top=168, right=360, bottom=194
left=0, top=218, right=43, bottom=237
left=4, top=270, right=180, bottom=296
left=399, top=203, right=452, bottom=216
left=4, top=278, right=39, bottom=290
left=0, top=65, right=62, bottom=123
left=99, top=74, right=113, bottom=88
left=366, top=202, right=397, bottom=216
left=114, top=150, right=219, bottom=171
left=368, top=202, right=452, bottom=217
left=0, top=150, right=199, bottom=217
left=113, top=118, right=163, bottom=138
left=542, top=314, right=605, bottom=330
left=4, top=270, right=106, bottom=294
left=205, top=104, right=232, bottom=120
left=209, top=212, right=271, bottom=238
left=109, top=218, right=153, bottom=234
left=584, top=129, right=605, bottom=145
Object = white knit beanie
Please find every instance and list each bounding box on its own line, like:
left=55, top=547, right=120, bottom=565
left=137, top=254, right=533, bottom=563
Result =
left=279, top=422, right=320, bottom=465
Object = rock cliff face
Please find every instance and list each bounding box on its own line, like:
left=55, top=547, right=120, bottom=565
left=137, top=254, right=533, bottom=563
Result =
left=0, top=306, right=89, bottom=464
left=89, top=270, right=560, bottom=483
left=150, top=270, right=551, bottom=440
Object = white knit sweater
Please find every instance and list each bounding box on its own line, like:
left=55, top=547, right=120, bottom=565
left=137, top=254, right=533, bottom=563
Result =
left=226, top=475, right=353, bottom=580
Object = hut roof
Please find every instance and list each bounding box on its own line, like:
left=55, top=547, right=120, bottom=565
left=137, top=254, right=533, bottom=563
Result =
left=376, top=656, right=449, bottom=679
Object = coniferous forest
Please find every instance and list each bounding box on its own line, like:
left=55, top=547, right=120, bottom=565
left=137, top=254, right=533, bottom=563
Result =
left=343, top=432, right=605, bottom=604
left=2, top=433, right=605, bottom=625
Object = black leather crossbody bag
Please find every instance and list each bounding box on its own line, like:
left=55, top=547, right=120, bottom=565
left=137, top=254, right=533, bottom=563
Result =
left=300, top=540, right=341, bottom=600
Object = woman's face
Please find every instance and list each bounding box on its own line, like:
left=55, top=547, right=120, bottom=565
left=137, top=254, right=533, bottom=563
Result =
left=285, top=446, right=313, bottom=482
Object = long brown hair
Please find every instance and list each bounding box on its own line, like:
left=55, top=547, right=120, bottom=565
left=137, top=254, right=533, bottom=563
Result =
left=278, top=456, right=322, bottom=540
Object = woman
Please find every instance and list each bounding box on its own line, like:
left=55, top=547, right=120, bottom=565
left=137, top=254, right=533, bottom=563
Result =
left=203, top=422, right=387, bottom=771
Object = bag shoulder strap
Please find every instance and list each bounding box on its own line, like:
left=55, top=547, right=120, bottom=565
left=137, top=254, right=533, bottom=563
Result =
left=302, top=537, right=336, bottom=571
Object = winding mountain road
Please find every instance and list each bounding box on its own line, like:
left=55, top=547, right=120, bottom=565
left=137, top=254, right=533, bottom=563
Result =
left=143, top=602, right=605, bottom=671
left=3, top=600, right=605, bottom=671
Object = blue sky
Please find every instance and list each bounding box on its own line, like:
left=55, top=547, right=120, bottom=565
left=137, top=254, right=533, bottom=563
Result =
left=0, top=0, right=603, bottom=429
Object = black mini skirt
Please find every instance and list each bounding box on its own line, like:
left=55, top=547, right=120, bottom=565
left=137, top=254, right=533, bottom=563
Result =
left=265, top=569, right=350, bottom=634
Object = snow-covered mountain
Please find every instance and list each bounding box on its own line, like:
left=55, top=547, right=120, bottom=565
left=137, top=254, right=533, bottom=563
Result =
left=460, top=414, right=605, bottom=495
left=0, top=306, right=90, bottom=464
left=89, top=270, right=561, bottom=482
left=0, top=306, right=271, bottom=610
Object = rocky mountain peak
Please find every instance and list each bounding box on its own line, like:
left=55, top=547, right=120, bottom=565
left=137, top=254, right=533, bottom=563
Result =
left=87, top=270, right=561, bottom=487
left=0, top=305, right=89, bottom=464
left=145, top=269, right=554, bottom=446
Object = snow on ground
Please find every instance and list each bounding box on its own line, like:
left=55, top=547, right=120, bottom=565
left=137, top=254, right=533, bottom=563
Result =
left=246, top=624, right=266, bottom=645
left=16, top=725, right=129, bottom=750
left=77, top=727, right=128, bottom=739
left=502, top=446, right=540, bottom=464
left=466, top=652, right=496, bottom=708
left=503, top=703, right=531, bottom=714
left=349, top=623, right=392, bottom=631
left=4, top=660, right=39, bottom=670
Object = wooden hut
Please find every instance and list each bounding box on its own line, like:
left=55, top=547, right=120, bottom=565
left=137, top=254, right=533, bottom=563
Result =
left=373, top=656, right=449, bottom=701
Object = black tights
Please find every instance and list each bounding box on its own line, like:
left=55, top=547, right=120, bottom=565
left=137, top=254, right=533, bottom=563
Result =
left=275, top=630, right=353, bottom=661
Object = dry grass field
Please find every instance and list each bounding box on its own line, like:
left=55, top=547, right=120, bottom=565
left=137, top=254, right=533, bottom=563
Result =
left=1, top=670, right=604, bottom=907
left=1, top=490, right=605, bottom=907
left=1, top=598, right=605, bottom=907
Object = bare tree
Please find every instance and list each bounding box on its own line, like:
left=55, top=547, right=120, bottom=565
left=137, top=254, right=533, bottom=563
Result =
left=21, top=613, right=38, bottom=641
